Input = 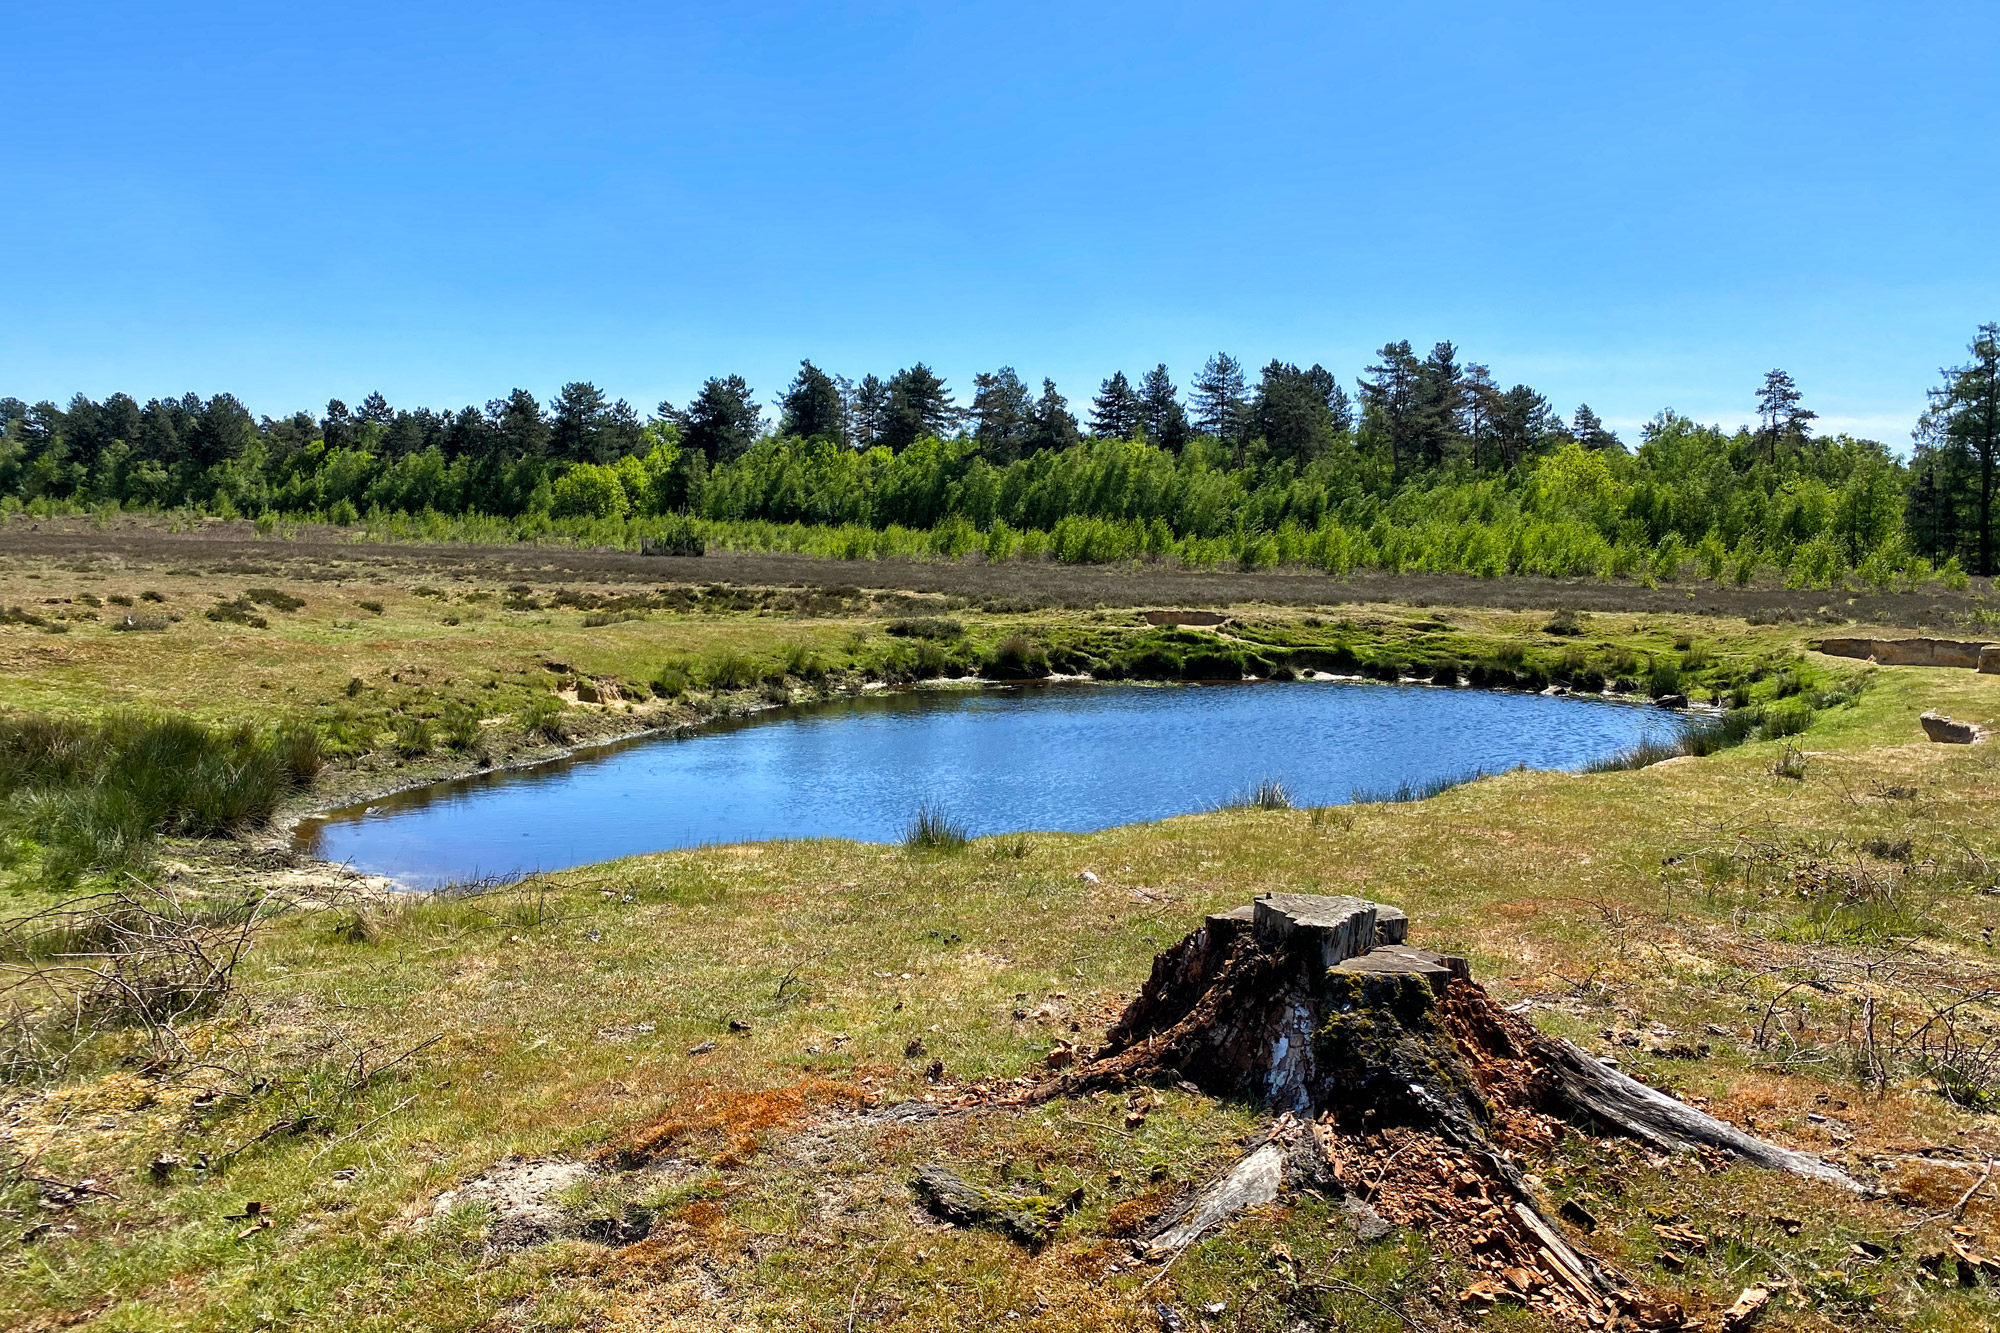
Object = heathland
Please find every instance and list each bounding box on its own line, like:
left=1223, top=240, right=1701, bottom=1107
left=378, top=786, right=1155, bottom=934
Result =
left=2, top=518, right=1999, bottom=1332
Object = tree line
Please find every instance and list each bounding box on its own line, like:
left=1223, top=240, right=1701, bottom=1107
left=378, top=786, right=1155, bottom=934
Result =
left=3, top=326, right=1996, bottom=580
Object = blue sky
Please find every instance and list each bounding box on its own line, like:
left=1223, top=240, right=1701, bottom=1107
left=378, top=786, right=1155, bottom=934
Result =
left=3, top=2, right=1996, bottom=445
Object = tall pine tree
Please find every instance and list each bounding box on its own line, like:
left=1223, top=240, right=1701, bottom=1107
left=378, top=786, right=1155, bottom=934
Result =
left=1139, top=365, right=1190, bottom=449
left=778, top=361, right=848, bottom=444
left=1192, top=353, right=1249, bottom=443
left=1090, top=371, right=1144, bottom=439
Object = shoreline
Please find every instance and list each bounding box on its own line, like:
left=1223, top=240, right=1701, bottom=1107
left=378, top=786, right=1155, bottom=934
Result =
left=278, top=672, right=1699, bottom=890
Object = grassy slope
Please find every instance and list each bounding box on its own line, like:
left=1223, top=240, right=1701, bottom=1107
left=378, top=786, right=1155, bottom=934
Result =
left=3, top=541, right=2000, bottom=1330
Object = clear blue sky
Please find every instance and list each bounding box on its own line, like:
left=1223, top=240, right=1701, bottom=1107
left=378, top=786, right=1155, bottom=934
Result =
left=4, top=2, right=1995, bottom=445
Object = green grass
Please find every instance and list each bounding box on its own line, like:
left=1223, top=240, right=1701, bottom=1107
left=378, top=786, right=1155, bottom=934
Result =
left=0, top=713, right=321, bottom=883
left=4, top=536, right=1999, bottom=1330
left=903, top=800, right=970, bottom=852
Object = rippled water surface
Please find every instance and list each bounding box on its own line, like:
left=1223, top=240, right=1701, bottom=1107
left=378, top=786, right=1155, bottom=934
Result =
left=298, top=681, right=1681, bottom=886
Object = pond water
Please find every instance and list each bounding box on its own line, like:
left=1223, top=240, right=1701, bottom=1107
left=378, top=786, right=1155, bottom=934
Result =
left=297, top=681, right=1683, bottom=887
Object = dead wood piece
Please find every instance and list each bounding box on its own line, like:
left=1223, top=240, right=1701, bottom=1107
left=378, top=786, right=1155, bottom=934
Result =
left=911, top=1164, right=1068, bottom=1245
left=1333, top=945, right=1468, bottom=996
left=1533, top=1037, right=1868, bottom=1194
left=1253, top=894, right=1378, bottom=970
left=1146, top=1141, right=1286, bottom=1257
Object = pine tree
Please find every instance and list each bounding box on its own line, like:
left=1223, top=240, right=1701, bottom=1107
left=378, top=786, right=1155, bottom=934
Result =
left=677, top=376, right=763, bottom=462
left=1251, top=361, right=1334, bottom=463
left=1460, top=364, right=1504, bottom=469
left=851, top=375, right=890, bottom=448
left=778, top=360, right=848, bottom=444
left=1571, top=403, right=1620, bottom=452
left=1358, top=341, right=1422, bottom=476
left=487, top=390, right=548, bottom=459
left=971, top=368, right=1034, bottom=463
left=1494, top=385, right=1555, bottom=469
left=1915, top=324, right=2000, bottom=573
left=1192, top=353, right=1249, bottom=443
left=1412, top=342, right=1466, bottom=468
left=1754, top=370, right=1815, bottom=463
left=1027, top=379, right=1080, bottom=454
left=880, top=365, right=957, bottom=451
left=1139, top=365, right=1190, bottom=449
left=1090, top=371, right=1144, bottom=439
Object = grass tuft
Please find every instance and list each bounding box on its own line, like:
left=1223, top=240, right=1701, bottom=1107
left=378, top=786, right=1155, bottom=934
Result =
left=1349, top=768, right=1488, bottom=804
left=903, top=801, right=969, bottom=853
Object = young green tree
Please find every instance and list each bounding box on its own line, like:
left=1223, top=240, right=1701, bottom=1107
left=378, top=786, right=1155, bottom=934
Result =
left=778, top=360, right=848, bottom=444
left=1090, top=371, right=1144, bottom=439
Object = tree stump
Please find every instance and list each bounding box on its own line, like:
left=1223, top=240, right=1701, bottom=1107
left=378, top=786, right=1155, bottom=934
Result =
left=1038, top=892, right=1866, bottom=1327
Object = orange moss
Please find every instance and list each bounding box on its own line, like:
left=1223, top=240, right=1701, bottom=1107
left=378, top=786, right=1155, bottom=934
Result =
left=598, top=1075, right=869, bottom=1167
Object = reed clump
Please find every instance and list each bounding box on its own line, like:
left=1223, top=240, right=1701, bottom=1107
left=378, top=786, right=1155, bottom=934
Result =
left=903, top=801, right=969, bottom=853
left=0, top=713, right=323, bottom=883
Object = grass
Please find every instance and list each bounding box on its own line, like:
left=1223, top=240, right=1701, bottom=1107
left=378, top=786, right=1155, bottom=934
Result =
left=4, top=529, right=2000, bottom=1330
left=0, top=713, right=321, bottom=883
left=1348, top=767, right=1491, bottom=804
left=1231, top=776, right=1293, bottom=810
left=903, top=800, right=970, bottom=852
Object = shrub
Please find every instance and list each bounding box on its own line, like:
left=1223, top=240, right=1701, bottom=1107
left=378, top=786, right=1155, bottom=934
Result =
left=651, top=663, right=692, bottom=698
left=987, top=634, right=1050, bottom=680
left=205, top=598, right=268, bottom=628
left=244, top=587, right=304, bottom=612
left=1647, top=660, right=1683, bottom=698
left=139, top=590, right=166, bottom=603
left=441, top=702, right=483, bottom=751
left=706, top=654, right=760, bottom=690
left=0, top=714, right=322, bottom=882
left=885, top=617, right=963, bottom=640
left=393, top=716, right=433, bottom=757
left=111, top=613, right=169, bottom=632
left=904, top=801, right=968, bottom=853
left=1180, top=650, right=1242, bottom=681
left=356, top=600, right=384, bottom=615
left=108, top=594, right=133, bottom=607
left=518, top=695, right=570, bottom=743
left=1543, top=608, right=1586, bottom=636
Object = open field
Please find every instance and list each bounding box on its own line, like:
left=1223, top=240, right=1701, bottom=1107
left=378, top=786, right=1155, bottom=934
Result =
left=4, top=527, right=2000, bottom=1331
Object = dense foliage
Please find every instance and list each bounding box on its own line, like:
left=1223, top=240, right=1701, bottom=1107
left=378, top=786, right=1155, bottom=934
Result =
left=4, top=327, right=1996, bottom=584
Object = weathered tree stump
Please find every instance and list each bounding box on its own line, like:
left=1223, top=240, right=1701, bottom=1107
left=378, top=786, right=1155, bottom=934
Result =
left=1038, top=892, right=1866, bottom=1327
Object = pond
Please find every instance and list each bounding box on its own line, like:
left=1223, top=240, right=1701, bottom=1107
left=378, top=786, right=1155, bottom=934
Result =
left=296, top=681, right=1684, bottom=887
